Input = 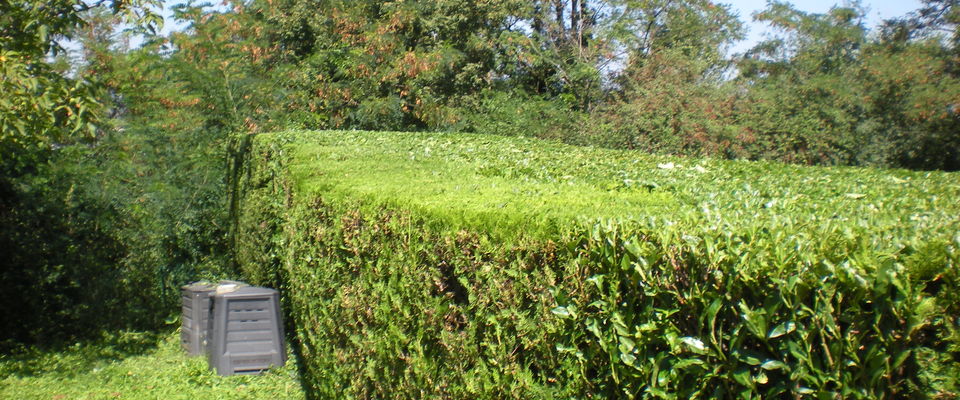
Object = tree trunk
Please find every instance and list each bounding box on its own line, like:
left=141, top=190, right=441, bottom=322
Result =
left=555, top=0, right=565, bottom=38
left=571, top=0, right=580, bottom=38
left=580, top=0, right=590, bottom=48
left=533, top=0, right=544, bottom=34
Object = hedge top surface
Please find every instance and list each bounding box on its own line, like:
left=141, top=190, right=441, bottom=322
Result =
left=273, top=129, right=958, bottom=260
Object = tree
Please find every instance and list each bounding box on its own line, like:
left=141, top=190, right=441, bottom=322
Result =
left=1, top=0, right=167, bottom=347
left=0, top=0, right=161, bottom=176
left=242, top=0, right=530, bottom=130
left=737, top=1, right=960, bottom=169
left=580, top=0, right=744, bottom=156
left=1, top=0, right=97, bottom=175
left=735, top=2, right=871, bottom=165
left=881, top=0, right=959, bottom=50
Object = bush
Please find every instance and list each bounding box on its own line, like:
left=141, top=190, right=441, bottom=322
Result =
left=445, top=90, right=586, bottom=143
left=0, top=125, right=235, bottom=348
left=588, top=50, right=753, bottom=160
left=0, top=146, right=156, bottom=347
left=232, top=130, right=960, bottom=398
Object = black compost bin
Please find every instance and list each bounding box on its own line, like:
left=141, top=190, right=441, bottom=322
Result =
left=206, top=285, right=285, bottom=375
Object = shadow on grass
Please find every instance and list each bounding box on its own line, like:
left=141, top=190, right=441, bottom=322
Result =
left=0, top=328, right=170, bottom=379
left=286, top=330, right=318, bottom=400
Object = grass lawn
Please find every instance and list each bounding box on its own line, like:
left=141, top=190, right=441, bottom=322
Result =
left=0, top=329, right=304, bottom=400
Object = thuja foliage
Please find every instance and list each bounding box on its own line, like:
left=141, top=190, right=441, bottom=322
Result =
left=232, top=130, right=959, bottom=398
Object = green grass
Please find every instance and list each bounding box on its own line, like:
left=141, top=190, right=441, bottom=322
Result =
left=0, top=330, right=304, bottom=400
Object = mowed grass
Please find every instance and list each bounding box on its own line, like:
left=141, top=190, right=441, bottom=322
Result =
left=0, top=330, right=304, bottom=400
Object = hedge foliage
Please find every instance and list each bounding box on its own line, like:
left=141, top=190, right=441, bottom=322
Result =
left=231, top=130, right=960, bottom=398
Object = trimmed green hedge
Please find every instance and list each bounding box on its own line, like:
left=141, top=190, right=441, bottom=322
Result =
left=231, top=130, right=960, bottom=398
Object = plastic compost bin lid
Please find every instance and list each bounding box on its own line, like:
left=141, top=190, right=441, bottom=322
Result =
left=182, top=280, right=250, bottom=292
left=182, top=281, right=216, bottom=292
left=213, top=285, right=278, bottom=298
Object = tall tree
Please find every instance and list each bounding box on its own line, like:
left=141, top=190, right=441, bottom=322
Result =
left=0, top=0, right=160, bottom=176
left=738, top=1, right=960, bottom=169
left=244, top=0, right=528, bottom=130
left=1, top=0, right=167, bottom=346
left=881, top=0, right=958, bottom=50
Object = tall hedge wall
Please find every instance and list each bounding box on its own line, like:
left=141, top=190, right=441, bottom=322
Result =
left=231, top=130, right=960, bottom=399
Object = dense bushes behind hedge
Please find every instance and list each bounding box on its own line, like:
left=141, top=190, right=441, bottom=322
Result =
left=232, top=130, right=960, bottom=398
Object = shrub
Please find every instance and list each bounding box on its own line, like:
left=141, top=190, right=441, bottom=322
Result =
left=232, top=130, right=959, bottom=398
left=445, top=90, right=587, bottom=143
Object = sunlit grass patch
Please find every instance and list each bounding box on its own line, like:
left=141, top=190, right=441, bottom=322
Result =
left=0, top=330, right=303, bottom=400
